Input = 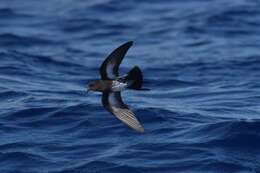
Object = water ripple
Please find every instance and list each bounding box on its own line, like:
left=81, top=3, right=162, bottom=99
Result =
left=1, top=0, right=260, bottom=172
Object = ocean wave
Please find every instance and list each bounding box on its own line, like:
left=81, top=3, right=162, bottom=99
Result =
left=1, top=0, right=260, bottom=172
left=0, top=33, right=55, bottom=47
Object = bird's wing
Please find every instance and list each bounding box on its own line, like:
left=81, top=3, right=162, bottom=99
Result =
left=102, top=91, right=144, bottom=133
left=100, top=41, right=133, bottom=80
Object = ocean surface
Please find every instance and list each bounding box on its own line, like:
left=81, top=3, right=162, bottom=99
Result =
left=1, top=0, right=260, bottom=172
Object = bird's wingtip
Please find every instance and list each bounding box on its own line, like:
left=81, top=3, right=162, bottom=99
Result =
left=136, top=127, right=145, bottom=133
left=126, top=41, right=134, bottom=46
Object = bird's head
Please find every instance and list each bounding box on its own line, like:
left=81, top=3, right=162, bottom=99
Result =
left=87, top=80, right=103, bottom=92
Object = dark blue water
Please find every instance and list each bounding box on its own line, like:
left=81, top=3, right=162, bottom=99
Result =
left=1, top=0, right=260, bottom=172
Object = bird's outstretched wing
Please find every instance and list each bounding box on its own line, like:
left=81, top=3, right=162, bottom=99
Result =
left=100, top=41, right=133, bottom=80
left=102, top=91, right=144, bottom=133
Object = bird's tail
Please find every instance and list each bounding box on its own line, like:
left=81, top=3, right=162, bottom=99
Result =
left=125, top=66, right=150, bottom=90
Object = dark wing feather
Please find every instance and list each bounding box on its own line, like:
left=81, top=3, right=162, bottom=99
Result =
left=102, top=91, right=144, bottom=133
left=100, top=41, right=133, bottom=80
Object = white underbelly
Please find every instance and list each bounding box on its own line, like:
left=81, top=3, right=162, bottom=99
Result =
left=111, top=81, right=128, bottom=92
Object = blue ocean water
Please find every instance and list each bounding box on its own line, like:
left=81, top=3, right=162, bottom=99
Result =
left=1, top=0, right=260, bottom=172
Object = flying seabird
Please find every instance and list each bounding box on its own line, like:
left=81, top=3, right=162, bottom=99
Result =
left=87, top=41, right=149, bottom=133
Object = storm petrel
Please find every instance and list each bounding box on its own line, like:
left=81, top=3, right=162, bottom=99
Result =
left=87, top=41, right=149, bottom=133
